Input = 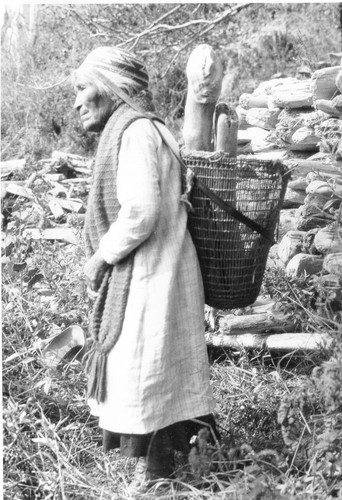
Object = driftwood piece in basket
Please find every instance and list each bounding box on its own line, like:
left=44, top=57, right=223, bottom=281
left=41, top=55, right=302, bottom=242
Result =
left=183, top=44, right=223, bottom=151
left=214, top=103, right=238, bottom=156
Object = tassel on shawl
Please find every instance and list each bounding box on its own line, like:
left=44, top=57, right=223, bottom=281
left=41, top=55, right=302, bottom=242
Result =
left=83, top=269, right=112, bottom=404
left=83, top=342, right=108, bottom=403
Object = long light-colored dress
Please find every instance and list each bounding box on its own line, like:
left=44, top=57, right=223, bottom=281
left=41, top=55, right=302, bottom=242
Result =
left=88, top=118, right=215, bottom=434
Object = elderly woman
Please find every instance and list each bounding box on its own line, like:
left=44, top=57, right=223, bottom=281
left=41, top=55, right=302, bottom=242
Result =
left=73, top=46, right=218, bottom=494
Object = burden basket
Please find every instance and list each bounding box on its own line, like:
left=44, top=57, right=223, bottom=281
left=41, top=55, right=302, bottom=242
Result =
left=181, top=149, right=290, bottom=309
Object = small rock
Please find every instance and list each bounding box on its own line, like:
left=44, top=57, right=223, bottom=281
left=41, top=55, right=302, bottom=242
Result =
left=323, top=252, right=342, bottom=277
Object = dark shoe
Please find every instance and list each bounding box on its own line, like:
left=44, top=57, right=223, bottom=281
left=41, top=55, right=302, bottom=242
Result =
left=126, top=457, right=170, bottom=497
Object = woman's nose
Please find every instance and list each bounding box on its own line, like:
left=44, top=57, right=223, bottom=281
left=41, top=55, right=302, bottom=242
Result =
left=73, top=93, right=82, bottom=111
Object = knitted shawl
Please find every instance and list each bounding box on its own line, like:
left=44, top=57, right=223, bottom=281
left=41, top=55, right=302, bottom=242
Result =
left=83, top=101, right=159, bottom=403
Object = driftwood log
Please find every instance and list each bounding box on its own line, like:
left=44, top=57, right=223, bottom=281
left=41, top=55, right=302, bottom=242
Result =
left=183, top=44, right=223, bottom=151
left=214, top=102, right=238, bottom=156
left=218, top=311, right=295, bottom=334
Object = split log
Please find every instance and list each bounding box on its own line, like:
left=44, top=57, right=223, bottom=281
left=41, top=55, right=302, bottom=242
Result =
left=311, top=66, right=342, bottom=100
left=206, top=332, right=265, bottom=350
left=183, top=44, right=223, bottom=151
left=266, top=333, right=332, bottom=351
left=315, top=99, right=342, bottom=118
left=289, top=126, right=320, bottom=152
left=306, top=179, right=342, bottom=197
left=269, top=80, right=313, bottom=109
left=278, top=231, right=307, bottom=265
left=239, top=93, right=268, bottom=109
left=218, top=312, right=295, bottom=334
left=206, top=332, right=332, bottom=351
left=245, top=107, right=281, bottom=130
left=286, top=253, right=324, bottom=277
left=284, top=159, right=342, bottom=179
left=253, top=77, right=298, bottom=96
left=323, top=252, right=342, bottom=276
left=314, top=222, right=342, bottom=254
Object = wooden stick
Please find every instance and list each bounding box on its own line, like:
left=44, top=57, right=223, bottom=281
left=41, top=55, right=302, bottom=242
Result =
left=218, top=312, right=295, bottom=334
left=206, top=332, right=332, bottom=351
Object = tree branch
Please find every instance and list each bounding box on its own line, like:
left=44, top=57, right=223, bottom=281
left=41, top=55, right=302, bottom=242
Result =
left=161, top=3, right=252, bottom=77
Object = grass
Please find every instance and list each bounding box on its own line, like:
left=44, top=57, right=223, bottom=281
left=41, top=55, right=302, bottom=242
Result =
left=2, top=165, right=342, bottom=499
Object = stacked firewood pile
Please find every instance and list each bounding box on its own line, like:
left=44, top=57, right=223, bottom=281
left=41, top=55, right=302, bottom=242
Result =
left=206, top=57, right=342, bottom=351
left=237, top=63, right=342, bottom=159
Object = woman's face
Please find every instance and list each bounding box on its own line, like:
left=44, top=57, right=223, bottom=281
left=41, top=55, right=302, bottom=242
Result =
left=74, top=77, right=115, bottom=132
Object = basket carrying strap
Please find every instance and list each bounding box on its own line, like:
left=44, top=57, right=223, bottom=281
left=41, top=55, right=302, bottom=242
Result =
left=108, top=82, right=275, bottom=245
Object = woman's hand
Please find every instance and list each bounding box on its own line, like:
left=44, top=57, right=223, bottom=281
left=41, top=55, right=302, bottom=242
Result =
left=84, top=251, right=109, bottom=292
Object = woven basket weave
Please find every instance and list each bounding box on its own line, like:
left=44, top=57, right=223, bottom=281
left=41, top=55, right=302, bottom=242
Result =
left=181, top=149, right=289, bottom=309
